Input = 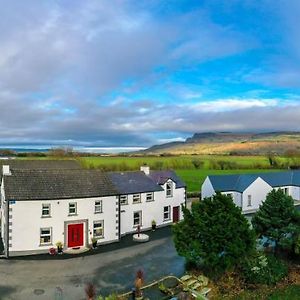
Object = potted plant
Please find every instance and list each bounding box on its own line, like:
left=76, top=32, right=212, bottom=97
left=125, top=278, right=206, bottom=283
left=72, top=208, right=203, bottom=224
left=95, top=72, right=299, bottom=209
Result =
left=56, top=241, right=63, bottom=254
left=151, top=220, right=156, bottom=231
left=91, top=237, right=97, bottom=249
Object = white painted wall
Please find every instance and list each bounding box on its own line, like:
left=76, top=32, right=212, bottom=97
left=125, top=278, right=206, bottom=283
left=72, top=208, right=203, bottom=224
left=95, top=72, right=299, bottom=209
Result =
left=242, top=177, right=272, bottom=213
left=8, top=196, right=118, bottom=255
left=221, top=191, right=242, bottom=208
left=201, top=177, right=215, bottom=199
left=120, top=180, right=185, bottom=235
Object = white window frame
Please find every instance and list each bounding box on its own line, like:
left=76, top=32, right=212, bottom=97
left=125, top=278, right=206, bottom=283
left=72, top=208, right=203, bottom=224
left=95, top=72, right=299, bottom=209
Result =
left=95, top=200, right=103, bottom=213
left=42, top=203, right=51, bottom=217
left=133, top=211, right=142, bottom=227
left=40, top=227, right=52, bottom=245
left=69, top=202, right=77, bottom=215
left=166, top=182, right=173, bottom=197
left=133, top=194, right=141, bottom=204
left=120, top=195, right=128, bottom=205
left=247, top=195, right=252, bottom=207
left=146, top=192, right=154, bottom=202
left=93, top=220, right=104, bottom=239
left=163, top=206, right=171, bottom=221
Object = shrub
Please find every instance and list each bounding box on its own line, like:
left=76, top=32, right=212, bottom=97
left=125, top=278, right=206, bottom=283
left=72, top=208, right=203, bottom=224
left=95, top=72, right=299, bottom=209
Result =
left=241, top=253, right=288, bottom=285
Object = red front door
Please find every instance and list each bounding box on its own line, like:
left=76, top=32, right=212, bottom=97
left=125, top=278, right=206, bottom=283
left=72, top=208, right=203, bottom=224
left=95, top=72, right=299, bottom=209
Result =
left=173, top=206, right=180, bottom=223
left=68, top=223, right=84, bottom=248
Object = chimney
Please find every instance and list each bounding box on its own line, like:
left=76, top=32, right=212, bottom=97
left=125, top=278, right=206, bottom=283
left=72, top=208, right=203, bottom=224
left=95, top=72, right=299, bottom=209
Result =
left=3, top=165, right=11, bottom=176
left=140, top=164, right=150, bottom=175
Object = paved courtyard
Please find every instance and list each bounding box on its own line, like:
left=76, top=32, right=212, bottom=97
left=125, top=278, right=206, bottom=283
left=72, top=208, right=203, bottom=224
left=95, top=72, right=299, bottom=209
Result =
left=0, top=232, right=184, bottom=299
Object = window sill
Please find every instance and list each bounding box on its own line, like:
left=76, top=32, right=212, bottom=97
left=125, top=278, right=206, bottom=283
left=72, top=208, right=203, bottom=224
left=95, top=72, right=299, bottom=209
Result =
left=94, top=211, right=103, bottom=214
left=163, top=218, right=171, bottom=222
left=41, top=215, right=51, bottom=218
left=120, top=203, right=128, bottom=206
left=133, top=202, right=142, bottom=204
left=94, top=236, right=104, bottom=240
left=146, top=200, right=154, bottom=202
left=39, top=243, right=53, bottom=247
left=166, top=195, right=173, bottom=198
left=68, top=213, right=78, bottom=217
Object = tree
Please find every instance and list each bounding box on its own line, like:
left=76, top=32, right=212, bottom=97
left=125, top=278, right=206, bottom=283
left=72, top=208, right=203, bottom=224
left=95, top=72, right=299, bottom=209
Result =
left=173, top=192, right=255, bottom=274
left=252, top=189, right=300, bottom=254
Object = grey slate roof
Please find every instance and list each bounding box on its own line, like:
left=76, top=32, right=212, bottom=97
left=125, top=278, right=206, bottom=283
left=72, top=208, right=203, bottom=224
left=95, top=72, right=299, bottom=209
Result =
left=208, top=171, right=300, bottom=193
left=148, top=170, right=186, bottom=188
left=109, top=171, right=164, bottom=194
left=0, top=159, right=81, bottom=178
left=4, top=169, right=118, bottom=200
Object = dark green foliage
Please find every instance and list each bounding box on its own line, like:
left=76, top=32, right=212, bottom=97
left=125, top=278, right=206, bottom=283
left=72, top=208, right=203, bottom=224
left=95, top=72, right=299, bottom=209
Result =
left=173, top=192, right=256, bottom=274
left=268, top=285, right=300, bottom=300
left=252, top=189, right=300, bottom=254
left=241, top=253, right=288, bottom=285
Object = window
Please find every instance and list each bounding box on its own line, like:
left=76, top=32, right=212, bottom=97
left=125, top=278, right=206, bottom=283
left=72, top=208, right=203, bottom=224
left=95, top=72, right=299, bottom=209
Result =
left=166, top=182, right=173, bottom=197
left=69, top=202, right=77, bottom=215
left=146, top=192, right=154, bottom=202
left=163, top=206, right=171, bottom=221
left=133, top=211, right=142, bottom=226
left=40, top=228, right=52, bottom=245
left=247, top=195, right=252, bottom=207
left=226, top=193, right=233, bottom=198
left=42, top=204, right=51, bottom=217
left=133, top=194, right=141, bottom=204
left=95, top=200, right=102, bottom=213
left=120, top=195, right=128, bottom=205
left=93, top=221, right=104, bottom=238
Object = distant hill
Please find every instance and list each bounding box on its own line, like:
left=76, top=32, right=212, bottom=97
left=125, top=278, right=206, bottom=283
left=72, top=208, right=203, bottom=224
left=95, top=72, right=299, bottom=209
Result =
left=139, top=132, right=300, bottom=155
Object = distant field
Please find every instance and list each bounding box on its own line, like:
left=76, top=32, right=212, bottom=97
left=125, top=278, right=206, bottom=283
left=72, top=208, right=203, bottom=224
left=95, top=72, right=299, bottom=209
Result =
left=18, top=154, right=291, bottom=192
left=78, top=155, right=285, bottom=192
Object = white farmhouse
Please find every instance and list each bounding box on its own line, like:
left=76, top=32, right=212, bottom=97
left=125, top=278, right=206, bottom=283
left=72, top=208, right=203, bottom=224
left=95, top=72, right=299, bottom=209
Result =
left=0, top=161, right=186, bottom=257
left=201, top=171, right=300, bottom=218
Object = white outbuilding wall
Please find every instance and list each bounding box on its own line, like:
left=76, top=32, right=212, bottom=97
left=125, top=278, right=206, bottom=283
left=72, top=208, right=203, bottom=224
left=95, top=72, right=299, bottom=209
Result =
left=242, top=177, right=272, bottom=213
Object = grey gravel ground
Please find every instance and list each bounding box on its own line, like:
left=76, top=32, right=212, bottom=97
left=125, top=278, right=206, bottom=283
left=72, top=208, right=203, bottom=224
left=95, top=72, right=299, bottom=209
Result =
left=0, top=235, right=184, bottom=300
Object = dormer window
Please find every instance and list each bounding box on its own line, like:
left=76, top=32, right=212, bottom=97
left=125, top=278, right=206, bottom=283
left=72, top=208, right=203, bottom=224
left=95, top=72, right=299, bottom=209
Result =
left=166, top=182, right=173, bottom=197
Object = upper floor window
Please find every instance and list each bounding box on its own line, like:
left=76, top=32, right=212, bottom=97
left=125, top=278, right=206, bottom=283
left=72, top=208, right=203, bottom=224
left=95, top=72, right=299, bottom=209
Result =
left=146, top=192, right=154, bottom=202
left=95, top=200, right=102, bottom=213
left=93, top=220, right=104, bottom=238
left=247, top=195, right=252, bottom=207
left=40, top=227, right=52, bottom=245
left=42, top=204, right=51, bottom=217
left=120, top=195, right=128, bottom=205
left=133, top=194, right=141, bottom=204
left=69, top=202, right=77, bottom=215
left=166, top=182, right=173, bottom=197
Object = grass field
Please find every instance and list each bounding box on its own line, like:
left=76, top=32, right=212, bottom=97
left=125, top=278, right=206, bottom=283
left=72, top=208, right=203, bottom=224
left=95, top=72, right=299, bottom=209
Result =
left=77, top=155, right=286, bottom=192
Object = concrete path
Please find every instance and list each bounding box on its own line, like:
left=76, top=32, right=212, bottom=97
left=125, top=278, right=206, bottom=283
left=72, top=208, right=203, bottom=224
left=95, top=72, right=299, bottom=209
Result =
left=0, top=236, right=184, bottom=300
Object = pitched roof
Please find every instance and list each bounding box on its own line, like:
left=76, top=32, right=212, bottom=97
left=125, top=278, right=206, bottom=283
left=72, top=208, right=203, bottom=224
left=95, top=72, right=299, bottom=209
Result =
left=108, top=171, right=163, bottom=194
left=148, top=170, right=186, bottom=188
left=4, top=169, right=118, bottom=201
left=0, top=159, right=81, bottom=178
left=207, top=171, right=300, bottom=193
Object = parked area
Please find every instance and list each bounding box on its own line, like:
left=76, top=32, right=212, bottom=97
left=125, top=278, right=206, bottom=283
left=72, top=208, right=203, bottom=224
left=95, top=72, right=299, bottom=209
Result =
left=0, top=228, right=184, bottom=300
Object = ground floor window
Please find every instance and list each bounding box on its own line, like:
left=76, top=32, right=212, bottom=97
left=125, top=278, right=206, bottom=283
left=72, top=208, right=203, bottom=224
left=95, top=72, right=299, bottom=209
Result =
left=93, top=220, right=104, bottom=238
left=163, top=206, right=171, bottom=221
left=133, top=211, right=142, bottom=226
left=40, top=228, right=52, bottom=245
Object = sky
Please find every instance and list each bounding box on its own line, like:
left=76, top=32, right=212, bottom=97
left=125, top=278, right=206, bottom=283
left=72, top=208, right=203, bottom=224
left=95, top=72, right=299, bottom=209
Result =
left=1, top=0, right=300, bottom=148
